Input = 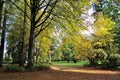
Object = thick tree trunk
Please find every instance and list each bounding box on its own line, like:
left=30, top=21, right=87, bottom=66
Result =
left=0, top=0, right=3, bottom=67
left=27, top=26, right=35, bottom=69
left=0, top=9, right=7, bottom=67
left=27, top=0, right=57, bottom=70
left=27, top=0, right=36, bottom=69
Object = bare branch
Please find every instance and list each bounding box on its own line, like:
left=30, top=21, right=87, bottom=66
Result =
left=38, top=2, right=55, bottom=10
left=37, top=0, right=46, bottom=9
left=24, top=0, right=30, bottom=8
left=9, top=0, right=30, bottom=20
left=35, top=17, right=53, bottom=38
left=35, top=0, right=51, bottom=25
left=35, top=0, right=58, bottom=28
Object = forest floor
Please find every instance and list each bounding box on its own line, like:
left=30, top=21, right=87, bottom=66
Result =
left=0, top=65, right=120, bottom=80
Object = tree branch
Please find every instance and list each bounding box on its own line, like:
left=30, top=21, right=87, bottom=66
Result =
left=37, top=0, right=46, bottom=10
left=35, top=17, right=53, bottom=38
left=35, top=0, right=51, bottom=25
left=9, top=0, right=30, bottom=20
left=35, top=0, right=58, bottom=28
left=24, top=0, right=30, bottom=8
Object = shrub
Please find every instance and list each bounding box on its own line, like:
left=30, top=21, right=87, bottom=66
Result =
left=94, top=49, right=107, bottom=60
left=88, top=49, right=108, bottom=65
left=93, top=42, right=102, bottom=49
left=5, top=65, right=25, bottom=72
left=106, top=53, right=120, bottom=68
left=37, top=64, right=50, bottom=70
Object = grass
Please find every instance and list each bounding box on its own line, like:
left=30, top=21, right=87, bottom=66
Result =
left=4, top=65, right=25, bottom=72
left=52, top=61, right=89, bottom=68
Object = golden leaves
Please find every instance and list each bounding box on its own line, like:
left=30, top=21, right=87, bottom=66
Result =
left=94, top=13, right=115, bottom=38
left=92, top=0, right=99, bottom=4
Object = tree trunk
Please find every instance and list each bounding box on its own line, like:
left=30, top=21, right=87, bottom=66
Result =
left=27, top=26, right=35, bottom=69
left=27, top=0, right=57, bottom=70
left=27, top=0, right=36, bottom=69
left=0, top=0, right=3, bottom=25
left=48, top=53, right=52, bottom=63
left=0, top=9, right=7, bottom=67
left=0, top=0, right=3, bottom=67
left=19, top=1, right=26, bottom=67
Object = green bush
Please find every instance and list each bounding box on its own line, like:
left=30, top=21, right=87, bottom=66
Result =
left=94, top=49, right=108, bottom=60
left=37, top=64, right=50, bottom=70
left=106, top=54, right=120, bottom=68
left=5, top=65, right=25, bottom=72
left=93, top=42, right=102, bottom=49
left=89, top=49, right=108, bottom=65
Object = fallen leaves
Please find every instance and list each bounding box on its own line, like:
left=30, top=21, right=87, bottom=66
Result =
left=0, top=67, right=120, bottom=80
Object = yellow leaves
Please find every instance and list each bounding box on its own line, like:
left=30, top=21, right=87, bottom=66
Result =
left=92, top=0, right=98, bottom=4
left=35, top=28, right=52, bottom=59
left=94, top=13, right=115, bottom=37
left=114, top=0, right=119, bottom=3
left=38, top=36, right=51, bottom=58
left=72, top=34, right=92, bottom=49
left=95, top=13, right=115, bottom=28
left=56, top=0, right=90, bottom=35
left=93, top=42, right=102, bottom=48
left=82, top=41, right=92, bottom=49
left=41, top=37, right=51, bottom=49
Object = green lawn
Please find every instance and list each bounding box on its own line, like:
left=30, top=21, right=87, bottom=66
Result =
left=52, top=61, right=89, bottom=68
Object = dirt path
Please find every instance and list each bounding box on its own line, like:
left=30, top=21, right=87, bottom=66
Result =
left=1, top=66, right=120, bottom=80
left=51, top=66, right=120, bottom=74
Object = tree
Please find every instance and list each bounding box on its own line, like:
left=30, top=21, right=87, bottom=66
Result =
left=0, top=8, right=7, bottom=66
left=0, top=0, right=3, bottom=30
left=90, top=13, right=115, bottom=65
left=6, top=3, right=29, bottom=64
left=0, top=0, right=4, bottom=67
left=9, top=0, right=58, bottom=69
left=50, top=0, right=91, bottom=62
left=19, top=0, right=27, bottom=67
left=7, top=15, right=26, bottom=64
left=0, top=0, right=9, bottom=67
left=61, top=41, right=74, bottom=63
left=94, top=0, right=120, bottom=53
left=73, top=11, right=115, bottom=65
left=34, top=28, right=52, bottom=64
left=27, top=0, right=58, bottom=69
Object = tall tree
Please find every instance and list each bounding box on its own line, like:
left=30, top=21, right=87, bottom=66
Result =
left=19, top=0, right=27, bottom=67
left=0, top=9, right=7, bottom=67
left=26, top=0, right=58, bottom=69
left=9, top=0, right=58, bottom=69
left=0, top=0, right=3, bottom=29
left=34, top=28, right=52, bottom=64
left=0, top=0, right=4, bottom=67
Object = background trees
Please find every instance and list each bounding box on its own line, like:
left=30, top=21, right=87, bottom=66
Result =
left=0, top=0, right=13, bottom=67
left=94, top=0, right=120, bottom=53
left=8, top=0, right=58, bottom=69
left=92, top=0, right=120, bottom=67
left=0, top=0, right=119, bottom=70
